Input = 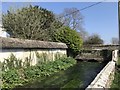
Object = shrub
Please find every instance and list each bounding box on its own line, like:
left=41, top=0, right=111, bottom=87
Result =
left=2, top=54, right=32, bottom=71
left=3, top=5, right=62, bottom=41
left=117, top=57, right=120, bottom=68
left=111, top=57, right=120, bottom=89
left=2, top=54, right=22, bottom=71
left=2, top=57, right=76, bottom=89
left=83, top=34, right=104, bottom=45
left=2, top=69, right=26, bottom=89
left=110, top=70, right=120, bottom=89
left=53, top=27, right=83, bottom=56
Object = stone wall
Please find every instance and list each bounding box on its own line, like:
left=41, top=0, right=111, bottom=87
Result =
left=86, top=50, right=118, bottom=89
left=0, top=37, right=68, bottom=65
left=0, top=48, right=67, bottom=65
left=86, top=61, right=115, bottom=89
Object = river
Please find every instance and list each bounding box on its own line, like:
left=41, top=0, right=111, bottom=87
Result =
left=18, top=61, right=107, bottom=89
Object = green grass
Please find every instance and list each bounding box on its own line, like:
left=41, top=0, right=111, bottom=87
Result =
left=117, top=57, right=120, bottom=67
left=111, top=70, right=120, bottom=89
left=111, top=57, right=120, bottom=89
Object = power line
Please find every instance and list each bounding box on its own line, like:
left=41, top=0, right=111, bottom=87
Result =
left=40, top=0, right=106, bottom=32
left=3, top=1, right=106, bottom=34
left=51, top=0, right=106, bottom=30
left=56, top=0, right=106, bottom=20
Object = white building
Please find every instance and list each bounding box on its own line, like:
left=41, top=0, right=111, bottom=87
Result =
left=0, top=24, right=10, bottom=37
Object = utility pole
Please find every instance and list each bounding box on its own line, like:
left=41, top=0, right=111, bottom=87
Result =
left=118, top=0, right=120, bottom=45
left=118, top=0, right=120, bottom=55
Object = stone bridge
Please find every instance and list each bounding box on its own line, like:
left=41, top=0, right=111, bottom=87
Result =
left=76, top=44, right=119, bottom=62
left=82, top=44, right=119, bottom=50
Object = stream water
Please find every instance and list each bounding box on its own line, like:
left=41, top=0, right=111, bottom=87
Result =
left=17, top=61, right=107, bottom=89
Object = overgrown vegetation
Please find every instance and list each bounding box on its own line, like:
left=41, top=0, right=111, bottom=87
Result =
left=2, top=54, right=31, bottom=71
left=3, top=5, right=62, bottom=41
left=2, top=55, right=76, bottom=89
left=111, top=57, right=120, bottom=89
left=84, top=34, right=104, bottom=45
left=3, top=5, right=84, bottom=57
left=54, top=26, right=83, bottom=56
left=116, top=57, right=120, bottom=68
left=111, top=71, right=120, bottom=89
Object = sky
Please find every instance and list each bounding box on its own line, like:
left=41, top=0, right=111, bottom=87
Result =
left=2, top=1, right=118, bottom=44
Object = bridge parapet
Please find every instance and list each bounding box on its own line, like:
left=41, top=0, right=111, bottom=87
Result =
left=82, top=44, right=119, bottom=50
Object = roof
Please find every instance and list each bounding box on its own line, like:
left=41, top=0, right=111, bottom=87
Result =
left=1, top=37, right=68, bottom=49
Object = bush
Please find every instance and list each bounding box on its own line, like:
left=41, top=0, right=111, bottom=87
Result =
left=2, top=57, right=76, bottom=89
left=53, top=27, right=83, bottom=56
left=2, top=69, right=26, bottom=89
left=110, top=70, right=120, bottom=89
left=84, top=34, right=104, bottom=45
left=2, top=54, right=22, bottom=71
left=3, top=5, right=62, bottom=41
left=117, top=57, right=120, bottom=68
left=111, top=57, right=120, bottom=89
left=2, top=54, right=32, bottom=71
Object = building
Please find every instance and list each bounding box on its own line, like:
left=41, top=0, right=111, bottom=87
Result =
left=0, top=24, right=10, bottom=37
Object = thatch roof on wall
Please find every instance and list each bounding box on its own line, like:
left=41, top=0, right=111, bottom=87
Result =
left=1, top=37, right=68, bottom=49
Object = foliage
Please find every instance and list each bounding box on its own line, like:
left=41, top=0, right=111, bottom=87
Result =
left=35, top=52, right=66, bottom=64
left=23, top=57, right=31, bottom=67
left=84, top=34, right=104, bottom=45
left=110, top=70, right=120, bottom=89
left=53, top=26, right=83, bottom=56
left=35, top=52, right=48, bottom=64
left=2, top=57, right=76, bottom=89
left=2, top=5, right=62, bottom=41
left=117, top=57, right=120, bottom=68
left=2, top=69, right=26, bottom=89
left=2, top=54, right=32, bottom=71
left=2, top=54, right=22, bottom=71
left=55, top=52, right=63, bottom=60
left=111, top=57, right=120, bottom=89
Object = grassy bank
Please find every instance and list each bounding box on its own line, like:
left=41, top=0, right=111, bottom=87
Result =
left=111, top=57, right=120, bottom=89
left=111, top=70, right=120, bottom=89
left=2, top=57, right=76, bottom=89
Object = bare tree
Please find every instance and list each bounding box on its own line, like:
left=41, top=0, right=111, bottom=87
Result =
left=58, top=8, right=89, bottom=40
left=111, top=37, right=119, bottom=45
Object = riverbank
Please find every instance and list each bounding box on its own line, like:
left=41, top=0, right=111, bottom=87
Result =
left=110, top=57, right=120, bottom=89
left=110, top=68, right=120, bottom=89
